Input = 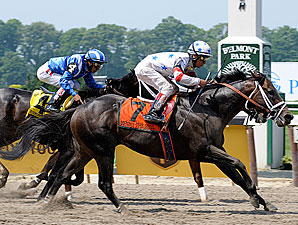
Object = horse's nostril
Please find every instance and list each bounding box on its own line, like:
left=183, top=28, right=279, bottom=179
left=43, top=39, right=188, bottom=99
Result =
left=285, top=114, right=294, bottom=122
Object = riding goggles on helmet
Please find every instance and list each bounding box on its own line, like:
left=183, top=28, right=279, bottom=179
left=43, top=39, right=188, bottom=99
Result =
left=198, top=55, right=210, bottom=62
left=92, top=61, right=104, bottom=69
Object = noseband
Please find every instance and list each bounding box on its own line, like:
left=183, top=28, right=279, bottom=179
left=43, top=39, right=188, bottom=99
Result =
left=219, top=80, right=286, bottom=122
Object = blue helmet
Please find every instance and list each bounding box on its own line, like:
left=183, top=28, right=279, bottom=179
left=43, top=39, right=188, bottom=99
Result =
left=85, top=49, right=107, bottom=63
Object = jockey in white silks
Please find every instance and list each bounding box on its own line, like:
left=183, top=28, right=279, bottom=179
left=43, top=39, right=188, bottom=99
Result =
left=134, top=40, right=212, bottom=124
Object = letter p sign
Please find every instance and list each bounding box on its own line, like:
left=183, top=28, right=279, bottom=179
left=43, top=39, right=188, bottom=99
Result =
left=290, top=80, right=298, bottom=94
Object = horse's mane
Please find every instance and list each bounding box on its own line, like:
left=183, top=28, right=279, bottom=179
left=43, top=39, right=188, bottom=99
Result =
left=180, top=70, right=249, bottom=98
left=215, top=69, right=248, bottom=84
left=107, top=70, right=136, bottom=85
left=118, top=70, right=136, bottom=82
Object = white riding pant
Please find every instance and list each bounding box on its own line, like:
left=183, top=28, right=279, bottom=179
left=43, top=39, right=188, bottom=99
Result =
left=37, top=62, right=80, bottom=90
left=134, top=61, right=177, bottom=102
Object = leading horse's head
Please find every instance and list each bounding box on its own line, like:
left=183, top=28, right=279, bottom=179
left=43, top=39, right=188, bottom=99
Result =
left=245, top=71, right=293, bottom=127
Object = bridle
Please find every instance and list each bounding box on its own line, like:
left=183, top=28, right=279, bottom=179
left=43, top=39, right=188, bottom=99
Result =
left=219, top=79, right=286, bottom=122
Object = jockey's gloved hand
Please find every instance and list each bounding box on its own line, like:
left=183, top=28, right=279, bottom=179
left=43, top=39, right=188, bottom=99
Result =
left=74, top=94, right=84, bottom=105
left=199, top=79, right=207, bottom=87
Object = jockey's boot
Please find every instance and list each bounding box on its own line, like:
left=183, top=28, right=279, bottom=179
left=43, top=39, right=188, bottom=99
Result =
left=46, top=87, right=66, bottom=113
left=46, top=97, right=61, bottom=113
left=143, top=99, right=165, bottom=124
left=143, top=107, right=165, bottom=124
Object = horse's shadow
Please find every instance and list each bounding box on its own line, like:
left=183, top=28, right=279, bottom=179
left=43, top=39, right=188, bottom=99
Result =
left=219, top=199, right=248, bottom=204
left=215, top=210, right=298, bottom=216
left=73, top=197, right=218, bottom=207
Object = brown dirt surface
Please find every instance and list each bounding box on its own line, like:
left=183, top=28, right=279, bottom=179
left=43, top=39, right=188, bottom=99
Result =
left=0, top=175, right=298, bottom=224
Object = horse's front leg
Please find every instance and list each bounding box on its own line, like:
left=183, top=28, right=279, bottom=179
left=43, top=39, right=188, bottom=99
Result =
left=95, top=154, right=126, bottom=213
left=204, top=145, right=277, bottom=211
left=188, top=159, right=208, bottom=202
left=0, top=161, right=9, bottom=188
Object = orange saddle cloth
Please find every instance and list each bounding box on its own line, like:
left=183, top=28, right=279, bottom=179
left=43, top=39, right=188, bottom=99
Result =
left=118, top=96, right=177, bottom=133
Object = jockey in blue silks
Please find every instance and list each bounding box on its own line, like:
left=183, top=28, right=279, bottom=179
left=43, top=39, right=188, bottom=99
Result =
left=37, top=49, right=106, bottom=113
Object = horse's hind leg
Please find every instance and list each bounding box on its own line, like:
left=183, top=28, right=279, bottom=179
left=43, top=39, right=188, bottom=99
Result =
left=45, top=151, right=91, bottom=202
left=38, top=148, right=75, bottom=201
left=64, top=169, right=85, bottom=201
left=188, top=160, right=207, bottom=202
left=95, top=155, right=125, bottom=213
left=0, top=161, right=9, bottom=188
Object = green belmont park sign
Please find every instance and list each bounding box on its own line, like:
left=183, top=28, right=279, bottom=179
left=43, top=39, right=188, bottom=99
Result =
left=221, top=44, right=271, bottom=77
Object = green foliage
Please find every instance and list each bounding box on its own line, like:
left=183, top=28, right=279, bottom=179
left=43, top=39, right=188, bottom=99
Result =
left=262, top=25, right=298, bottom=62
left=0, top=51, right=29, bottom=86
left=0, top=19, right=23, bottom=57
left=281, top=155, right=292, bottom=164
left=280, top=155, right=292, bottom=170
left=0, top=17, right=297, bottom=89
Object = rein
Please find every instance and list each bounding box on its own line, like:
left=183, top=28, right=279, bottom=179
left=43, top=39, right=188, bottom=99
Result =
left=219, top=81, right=286, bottom=121
left=219, top=83, right=270, bottom=113
left=111, top=87, right=126, bottom=97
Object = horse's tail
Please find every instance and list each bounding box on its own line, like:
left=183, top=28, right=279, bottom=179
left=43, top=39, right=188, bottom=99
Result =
left=0, top=108, right=76, bottom=160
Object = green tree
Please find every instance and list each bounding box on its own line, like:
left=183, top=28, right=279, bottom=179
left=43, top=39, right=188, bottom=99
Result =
left=81, top=24, right=127, bottom=77
left=0, top=19, right=23, bottom=57
left=0, top=51, right=29, bottom=86
left=19, top=22, right=61, bottom=68
left=57, top=28, right=87, bottom=55
left=124, top=29, right=154, bottom=71
left=203, top=23, right=228, bottom=78
left=269, top=26, right=298, bottom=62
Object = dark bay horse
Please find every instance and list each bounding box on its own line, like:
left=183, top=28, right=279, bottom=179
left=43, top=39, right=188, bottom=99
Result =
left=0, top=71, right=211, bottom=202
left=0, top=88, right=31, bottom=188
left=0, top=71, right=148, bottom=190
left=3, top=70, right=293, bottom=212
left=0, top=87, right=106, bottom=190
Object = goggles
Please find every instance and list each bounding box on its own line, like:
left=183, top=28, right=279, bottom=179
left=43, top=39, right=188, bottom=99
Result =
left=92, top=62, right=104, bottom=69
left=197, top=55, right=209, bottom=62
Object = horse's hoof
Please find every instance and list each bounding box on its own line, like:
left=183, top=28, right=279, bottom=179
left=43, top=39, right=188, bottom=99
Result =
left=200, top=197, right=209, bottom=203
left=117, top=203, right=129, bottom=215
left=36, top=172, right=48, bottom=181
left=264, top=201, right=278, bottom=212
left=250, top=196, right=260, bottom=209
left=0, top=175, right=8, bottom=188
left=44, top=194, right=54, bottom=203
left=0, top=179, right=7, bottom=188
left=65, top=191, right=72, bottom=201
left=37, top=195, right=45, bottom=202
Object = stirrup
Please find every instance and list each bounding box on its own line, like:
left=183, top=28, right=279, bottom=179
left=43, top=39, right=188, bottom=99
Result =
left=46, top=104, right=60, bottom=113
left=143, top=112, right=165, bottom=124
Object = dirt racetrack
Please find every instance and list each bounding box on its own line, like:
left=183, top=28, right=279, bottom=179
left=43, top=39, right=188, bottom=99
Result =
left=0, top=175, right=298, bottom=225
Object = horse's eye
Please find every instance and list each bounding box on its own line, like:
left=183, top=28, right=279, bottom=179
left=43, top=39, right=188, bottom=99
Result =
left=267, top=89, right=275, bottom=95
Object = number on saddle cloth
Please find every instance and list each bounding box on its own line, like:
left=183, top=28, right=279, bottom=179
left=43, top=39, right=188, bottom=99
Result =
left=118, top=95, right=178, bottom=161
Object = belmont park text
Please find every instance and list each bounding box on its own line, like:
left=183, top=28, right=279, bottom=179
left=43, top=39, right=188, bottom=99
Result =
left=222, top=45, right=259, bottom=60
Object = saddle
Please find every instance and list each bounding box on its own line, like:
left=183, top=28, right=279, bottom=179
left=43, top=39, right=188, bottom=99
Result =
left=25, top=87, right=73, bottom=118
left=118, top=95, right=178, bottom=160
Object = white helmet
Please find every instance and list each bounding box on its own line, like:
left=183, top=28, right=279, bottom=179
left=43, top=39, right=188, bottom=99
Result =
left=187, top=40, right=212, bottom=57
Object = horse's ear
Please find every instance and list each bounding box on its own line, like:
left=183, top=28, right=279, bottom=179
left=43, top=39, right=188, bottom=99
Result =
left=106, top=78, right=113, bottom=85
left=250, top=70, right=260, bottom=78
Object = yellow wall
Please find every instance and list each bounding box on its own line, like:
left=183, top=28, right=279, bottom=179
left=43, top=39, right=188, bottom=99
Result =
left=1, top=125, right=249, bottom=178
left=116, top=125, right=250, bottom=177
left=1, top=145, right=98, bottom=174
